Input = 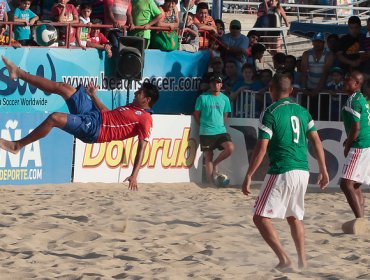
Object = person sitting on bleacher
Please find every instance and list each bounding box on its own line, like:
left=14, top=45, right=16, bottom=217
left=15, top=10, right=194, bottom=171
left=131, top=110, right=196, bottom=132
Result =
left=220, top=19, right=249, bottom=73
left=179, top=12, right=199, bottom=52
left=51, top=0, right=79, bottom=46
left=193, top=2, right=217, bottom=48
left=325, top=66, right=346, bottom=121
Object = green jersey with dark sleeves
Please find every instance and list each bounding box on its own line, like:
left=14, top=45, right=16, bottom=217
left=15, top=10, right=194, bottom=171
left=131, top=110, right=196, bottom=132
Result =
left=258, top=98, right=316, bottom=174
left=341, top=91, right=370, bottom=149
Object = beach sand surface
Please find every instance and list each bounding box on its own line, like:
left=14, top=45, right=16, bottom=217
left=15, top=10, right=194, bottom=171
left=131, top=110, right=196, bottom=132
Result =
left=1, top=182, right=370, bottom=280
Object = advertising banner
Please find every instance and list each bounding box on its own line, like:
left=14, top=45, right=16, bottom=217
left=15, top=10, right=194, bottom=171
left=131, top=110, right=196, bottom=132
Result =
left=0, top=113, right=73, bottom=185
left=73, top=115, right=202, bottom=183
left=0, top=48, right=209, bottom=114
left=73, top=116, right=348, bottom=188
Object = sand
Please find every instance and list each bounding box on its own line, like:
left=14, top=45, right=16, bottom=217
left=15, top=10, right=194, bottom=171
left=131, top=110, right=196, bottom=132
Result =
left=1, top=182, right=370, bottom=280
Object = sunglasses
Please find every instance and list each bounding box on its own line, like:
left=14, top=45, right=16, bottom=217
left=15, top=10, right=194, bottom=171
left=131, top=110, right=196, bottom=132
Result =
left=230, top=26, right=241, bottom=30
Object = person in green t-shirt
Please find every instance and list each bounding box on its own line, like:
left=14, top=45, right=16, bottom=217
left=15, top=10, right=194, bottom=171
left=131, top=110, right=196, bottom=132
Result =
left=241, top=73, right=329, bottom=270
left=340, top=71, right=370, bottom=234
left=193, top=74, right=234, bottom=185
left=129, top=0, right=162, bottom=48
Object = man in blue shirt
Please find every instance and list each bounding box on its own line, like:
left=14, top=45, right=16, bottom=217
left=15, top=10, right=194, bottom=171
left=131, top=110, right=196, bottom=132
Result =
left=221, top=19, right=249, bottom=73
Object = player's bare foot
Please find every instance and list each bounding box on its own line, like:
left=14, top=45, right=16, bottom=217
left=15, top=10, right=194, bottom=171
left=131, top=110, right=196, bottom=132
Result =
left=0, top=138, right=21, bottom=154
left=2, top=56, right=20, bottom=80
left=275, top=260, right=294, bottom=272
left=298, top=260, right=308, bottom=270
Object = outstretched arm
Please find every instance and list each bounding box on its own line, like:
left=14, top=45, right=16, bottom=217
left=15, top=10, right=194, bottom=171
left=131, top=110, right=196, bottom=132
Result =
left=241, top=138, right=269, bottom=195
left=86, top=83, right=109, bottom=111
left=307, top=130, right=329, bottom=189
left=124, top=139, right=148, bottom=190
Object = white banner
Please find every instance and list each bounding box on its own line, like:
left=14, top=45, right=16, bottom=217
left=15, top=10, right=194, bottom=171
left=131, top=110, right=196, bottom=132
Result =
left=73, top=116, right=348, bottom=188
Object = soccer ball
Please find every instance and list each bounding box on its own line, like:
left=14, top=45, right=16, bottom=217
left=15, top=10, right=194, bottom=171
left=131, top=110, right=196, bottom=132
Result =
left=214, top=174, right=230, bottom=187
left=33, top=24, right=58, bottom=46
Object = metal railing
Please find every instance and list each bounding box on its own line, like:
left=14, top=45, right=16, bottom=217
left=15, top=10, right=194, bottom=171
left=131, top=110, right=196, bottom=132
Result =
left=231, top=89, right=349, bottom=121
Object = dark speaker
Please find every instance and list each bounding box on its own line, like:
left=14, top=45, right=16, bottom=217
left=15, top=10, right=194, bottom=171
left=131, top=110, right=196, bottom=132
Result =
left=116, top=36, right=145, bottom=80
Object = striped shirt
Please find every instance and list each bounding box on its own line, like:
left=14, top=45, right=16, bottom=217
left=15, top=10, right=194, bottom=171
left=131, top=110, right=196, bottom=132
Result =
left=307, top=48, right=329, bottom=90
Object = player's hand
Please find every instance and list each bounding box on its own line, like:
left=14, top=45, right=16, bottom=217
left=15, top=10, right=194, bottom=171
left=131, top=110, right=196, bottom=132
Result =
left=124, top=176, right=138, bottom=191
left=86, top=82, right=98, bottom=97
left=241, top=175, right=252, bottom=196
left=317, top=171, right=329, bottom=190
left=344, top=145, right=350, bottom=158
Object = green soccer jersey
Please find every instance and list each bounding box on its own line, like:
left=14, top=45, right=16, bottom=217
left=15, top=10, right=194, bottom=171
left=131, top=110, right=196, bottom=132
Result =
left=258, top=97, right=317, bottom=174
left=195, top=92, right=231, bottom=135
left=341, top=91, right=370, bottom=148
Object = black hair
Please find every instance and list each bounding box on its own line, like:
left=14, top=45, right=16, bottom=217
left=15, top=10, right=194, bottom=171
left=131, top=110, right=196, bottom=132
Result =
left=273, top=52, right=286, bottom=65
left=259, top=68, right=273, bottom=77
left=80, top=3, right=92, bottom=10
left=348, top=15, right=361, bottom=26
left=142, top=82, right=160, bottom=107
left=183, top=12, right=194, bottom=21
left=327, top=33, right=339, bottom=41
left=247, top=30, right=259, bottom=38
left=165, top=0, right=179, bottom=4
left=241, top=63, right=255, bottom=73
left=285, top=54, right=297, bottom=64
left=271, top=73, right=293, bottom=92
left=251, top=43, right=266, bottom=56
left=196, top=2, right=209, bottom=12
left=224, top=60, right=237, bottom=67
left=215, top=19, right=225, bottom=30
left=91, top=18, right=102, bottom=25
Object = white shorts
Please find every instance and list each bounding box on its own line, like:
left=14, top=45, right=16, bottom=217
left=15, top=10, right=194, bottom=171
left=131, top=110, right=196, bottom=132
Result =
left=341, top=147, right=370, bottom=185
left=253, top=170, right=309, bottom=220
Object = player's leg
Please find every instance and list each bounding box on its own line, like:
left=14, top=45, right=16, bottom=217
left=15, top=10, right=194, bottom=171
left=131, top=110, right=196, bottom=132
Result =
left=212, top=134, right=234, bottom=173
left=203, top=150, right=214, bottom=184
left=2, top=56, right=76, bottom=100
left=340, top=179, right=364, bottom=218
left=287, top=216, right=306, bottom=269
left=253, top=215, right=292, bottom=269
left=0, top=112, right=68, bottom=154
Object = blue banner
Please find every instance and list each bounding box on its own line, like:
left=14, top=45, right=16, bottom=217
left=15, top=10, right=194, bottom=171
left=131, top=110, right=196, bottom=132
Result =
left=0, top=113, right=73, bottom=185
left=0, top=48, right=210, bottom=114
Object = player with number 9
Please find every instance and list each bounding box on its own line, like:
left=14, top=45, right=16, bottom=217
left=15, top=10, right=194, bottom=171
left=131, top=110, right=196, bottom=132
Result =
left=241, top=73, right=329, bottom=271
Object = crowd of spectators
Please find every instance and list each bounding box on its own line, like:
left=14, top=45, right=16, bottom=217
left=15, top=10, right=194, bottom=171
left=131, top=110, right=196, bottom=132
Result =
left=0, top=0, right=369, bottom=122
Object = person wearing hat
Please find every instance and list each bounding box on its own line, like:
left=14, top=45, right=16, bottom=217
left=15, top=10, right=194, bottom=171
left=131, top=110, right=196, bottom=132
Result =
left=220, top=19, right=249, bottom=73
left=193, top=73, right=234, bottom=186
left=300, top=32, right=334, bottom=119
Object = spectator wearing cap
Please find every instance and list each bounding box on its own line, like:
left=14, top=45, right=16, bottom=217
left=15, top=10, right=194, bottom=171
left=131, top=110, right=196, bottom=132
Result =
left=336, top=16, right=363, bottom=73
left=193, top=73, right=234, bottom=186
left=300, top=32, right=334, bottom=119
left=220, top=19, right=249, bottom=74
left=325, top=66, right=346, bottom=121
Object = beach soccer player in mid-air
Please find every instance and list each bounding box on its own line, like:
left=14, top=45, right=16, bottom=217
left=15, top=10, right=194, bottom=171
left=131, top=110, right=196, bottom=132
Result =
left=0, top=56, right=159, bottom=191
left=241, top=73, right=329, bottom=271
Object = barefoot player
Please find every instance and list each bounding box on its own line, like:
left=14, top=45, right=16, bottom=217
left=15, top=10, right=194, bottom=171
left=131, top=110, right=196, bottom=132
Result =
left=340, top=71, right=370, bottom=233
left=0, top=56, right=159, bottom=190
left=241, top=73, right=329, bottom=270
